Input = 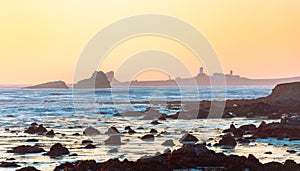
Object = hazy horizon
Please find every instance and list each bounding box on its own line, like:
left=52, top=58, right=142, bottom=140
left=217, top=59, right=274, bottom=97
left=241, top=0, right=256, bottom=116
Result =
left=1, top=1, right=300, bottom=84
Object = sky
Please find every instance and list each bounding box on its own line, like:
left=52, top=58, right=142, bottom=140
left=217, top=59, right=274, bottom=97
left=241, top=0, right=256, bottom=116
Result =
left=0, top=1, right=300, bottom=84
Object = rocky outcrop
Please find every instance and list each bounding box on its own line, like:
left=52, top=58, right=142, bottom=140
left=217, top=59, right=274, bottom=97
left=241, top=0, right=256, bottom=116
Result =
left=10, top=145, right=45, bottom=154
left=253, top=118, right=300, bottom=140
left=25, top=81, right=68, bottom=89
left=266, top=82, right=300, bottom=103
left=74, top=71, right=111, bottom=89
left=54, top=144, right=300, bottom=171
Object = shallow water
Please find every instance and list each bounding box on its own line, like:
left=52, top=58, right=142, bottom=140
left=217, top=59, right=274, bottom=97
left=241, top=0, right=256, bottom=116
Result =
left=0, top=87, right=299, bottom=170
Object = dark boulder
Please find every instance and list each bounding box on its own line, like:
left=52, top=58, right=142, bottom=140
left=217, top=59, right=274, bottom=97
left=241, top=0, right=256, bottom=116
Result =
left=10, top=145, right=45, bottom=154
left=24, top=124, right=47, bottom=134
left=217, top=134, right=237, bottom=147
left=16, top=166, right=41, bottom=171
left=45, top=143, right=70, bottom=157
left=141, top=134, right=154, bottom=141
left=179, top=134, right=199, bottom=143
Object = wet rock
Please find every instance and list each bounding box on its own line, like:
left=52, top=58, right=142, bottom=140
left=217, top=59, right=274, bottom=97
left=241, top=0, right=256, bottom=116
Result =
left=82, top=140, right=93, bottom=144
left=179, top=134, right=199, bottom=143
left=10, top=145, right=45, bottom=154
left=238, top=124, right=256, bottom=134
left=104, top=135, right=121, bottom=145
left=150, top=129, right=158, bottom=134
left=46, top=130, right=55, bottom=136
left=6, top=158, right=15, bottom=161
left=54, top=143, right=300, bottom=171
left=268, top=113, right=282, bottom=119
left=16, top=166, right=40, bottom=171
left=108, top=148, right=118, bottom=153
left=253, top=121, right=300, bottom=140
left=83, top=126, right=100, bottom=135
left=106, top=126, right=120, bottom=134
left=232, top=129, right=243, bottom=137
left=24, top=124, right=47, bottom=134
left=140, top=134, right=154, bottom=141
left=84, top=144, right=96, bottom=149
left=69, top=153, right=78, bottom=156
left=45, top=143, right=70, bottom=157
left=265, top=151, right=272, bottom=154
left=26, top=139, right=39, bottom=142
left=161, top=140, right=175, bottom=146
left=287, top=150, right=297, bottom=154
left=284, top=160, right=299, bottom=170
left=0, top=162, right=20, bottom=167
left=217, top=134, right=237, bottom=147
left=125, top=126, right=136, bottom=134
left=72, top=133, right=81, bottom=136
left=150, top=120, right=161, bottom=125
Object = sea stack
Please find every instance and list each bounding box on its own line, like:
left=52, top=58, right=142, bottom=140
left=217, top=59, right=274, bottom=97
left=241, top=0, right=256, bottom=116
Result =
left=74, top=71, right=111, bottom=89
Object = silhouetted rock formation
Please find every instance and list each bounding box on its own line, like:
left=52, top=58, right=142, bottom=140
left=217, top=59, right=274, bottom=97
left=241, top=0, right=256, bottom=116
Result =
left=25, top=81, right=68, bottom=89
left=54, top=144, right=300, bottom=171
left=74, top=71, right=111, bottom=89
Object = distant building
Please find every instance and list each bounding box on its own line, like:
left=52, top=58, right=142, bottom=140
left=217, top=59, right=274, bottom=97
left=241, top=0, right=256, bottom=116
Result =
left=199, top=67, right=204, bottom=75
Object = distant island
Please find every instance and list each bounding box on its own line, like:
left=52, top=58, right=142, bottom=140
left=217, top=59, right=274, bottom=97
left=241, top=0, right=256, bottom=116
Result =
left=24, top=68, right=300, bottom=89
left=25, top=81, right=69, bottom=89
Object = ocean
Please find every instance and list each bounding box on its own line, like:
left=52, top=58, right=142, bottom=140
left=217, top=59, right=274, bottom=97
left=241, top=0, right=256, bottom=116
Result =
left=0, top=86, right=299, bottom=170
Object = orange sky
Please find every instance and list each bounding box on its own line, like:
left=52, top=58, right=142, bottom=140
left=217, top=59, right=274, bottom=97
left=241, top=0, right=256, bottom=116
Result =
left=0, top=1, right=300, bottom=84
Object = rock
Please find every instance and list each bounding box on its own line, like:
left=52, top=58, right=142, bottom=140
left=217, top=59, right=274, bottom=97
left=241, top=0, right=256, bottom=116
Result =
left=72, top=133, right=81, bottom=136
left=74, top=71, right=111, bottom=89
left=16, top=166, right=41, bottom=171
left=26, top=139, right=39, bottom=142
left=218, top=134, right=237, bottom=147
left=253, top=121, right=300, bottom=140
left=265, top=151, right=272, bottom=154
left=45, top=143, right=70, bottom=157
left=104, top=135, right=121, bottom=145
left=161, top=140, right=175, bottom=146
left=150, top=120, right=161, bottom=125
left=25, top=81, right=69, bottom=89
left=106, top=127, right=120, bottom=134
left=108, top=148, right=118, bottom=153
left=10, top=145, right=45, bottom=154
left=284, top=160, right=299, bottom=170
left=125, top=126, right=136, bottom=134
left=83, top=126, right=100, bottom=135
left=287, top=150, right=297, bottom=154
left=238, top=124, right=256, bottom=134
left=179, top=134, right=199, bottom=143
left=140, top=134, right=154, bottom=141
left=54, top=143, right=300, bottom=171
left=0, top=162, right=20, bottom=167
left=233, top=129, right=243, bottom=137
left=84, top=144, right=96, bottom=149
left=266, top=82, right=300, bottom=103
left=24, top=124, right=47, bottom=134
left=150, top=129, right=158, bottom=134
left=268, top=113, right=282, bottom=119
left=46, top=130, right=55, bottom=136
left=82, top=140, right=93, bottom=144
